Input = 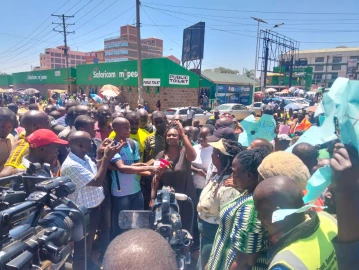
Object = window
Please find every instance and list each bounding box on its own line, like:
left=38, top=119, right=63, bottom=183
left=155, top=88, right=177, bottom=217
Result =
left=350, top=56, right=359, bottom=61
left=315, top=57, right=324, bottom=62
left=104, top=41, right=129, bottom=49
left=232, top=105, right=242, bottom=110
left=313, top=74, right=323, bottom=80
left=331, top=73, right=338, bottom=80
left=179, top=109, right=187, bottom=114
left=332, top=56, right=342, bottom=63
left=315, top=65, right=324, bottom=71
left=195, top=108, right=204, bottom=114
left=54, top=64, right=62, bottom=68
left=76, top=55, right=82, bottom=59
left=55, top=58, right=61, bottom=63
left=332, top=65, right=341, bottom=71
left=254, top=103, right=262, bottom=108
left=55, top=53, right=61, bottom=57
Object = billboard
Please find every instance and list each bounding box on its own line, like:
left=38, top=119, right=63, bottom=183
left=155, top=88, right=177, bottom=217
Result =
left=182, top=22, right=205, bottom=63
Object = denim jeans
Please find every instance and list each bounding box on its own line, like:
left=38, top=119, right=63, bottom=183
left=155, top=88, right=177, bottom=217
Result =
left=111, top=191, right=144, bottom=238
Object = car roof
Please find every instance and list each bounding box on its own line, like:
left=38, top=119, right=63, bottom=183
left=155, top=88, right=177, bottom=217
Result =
left=165, top=107, right=200, bottom=110
left=218, top=103, right=245, bottom=106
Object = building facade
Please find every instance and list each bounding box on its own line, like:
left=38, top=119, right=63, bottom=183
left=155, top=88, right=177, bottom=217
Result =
left=85, top=50, right=105, bottom=64
left=39, top=46, right=87, bottom=70
left=295, top=46, right=359, bottom=87
left=104, top=25, right=163, bottom=63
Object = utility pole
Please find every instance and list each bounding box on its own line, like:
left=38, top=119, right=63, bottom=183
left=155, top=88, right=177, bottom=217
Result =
left=136, top=0, right=143, bottom=105
left=52, top=14, right=74, bottom=93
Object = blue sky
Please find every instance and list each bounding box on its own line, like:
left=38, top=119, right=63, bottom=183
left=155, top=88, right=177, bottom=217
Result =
left=1, top=0, right=359, bottom=74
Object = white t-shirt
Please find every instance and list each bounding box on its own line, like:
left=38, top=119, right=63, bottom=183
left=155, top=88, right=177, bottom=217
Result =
left=192, top=144, right=213, bottom=189
left=187, top=109, right=195, bottom=119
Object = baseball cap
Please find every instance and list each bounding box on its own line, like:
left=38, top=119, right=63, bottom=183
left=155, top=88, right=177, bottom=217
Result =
left=207, top=127, right=236, bottom=142
left=27, top=129, right=68, bottom=148
left=208, top=139, right=233, bottom=156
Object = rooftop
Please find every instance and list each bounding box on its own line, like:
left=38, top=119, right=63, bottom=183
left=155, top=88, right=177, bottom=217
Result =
left=201, top=71, right=256, bottom=85
left=298, top=47, right=359, bottom=54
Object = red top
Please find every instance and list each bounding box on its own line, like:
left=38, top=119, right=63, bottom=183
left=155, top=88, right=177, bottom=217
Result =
left=94, top=122, right=113, bottom=141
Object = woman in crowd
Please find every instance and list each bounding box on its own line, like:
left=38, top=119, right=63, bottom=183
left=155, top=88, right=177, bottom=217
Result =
left=197, top=139, right=244, bottom=269
left=207, top=146, right=272, bottom=270
left=150, top=120, right=197, bottom=233
left=191, top=124, right=215, bottom=201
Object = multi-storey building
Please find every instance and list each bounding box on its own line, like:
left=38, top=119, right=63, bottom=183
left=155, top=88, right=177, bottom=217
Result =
left=85, top=50, right=105, bottom=64
left=39, top=46, right=87, bottom=70
left=104, top=25, right=163, bottom=63
left=295, top=46, right=359, bottom=87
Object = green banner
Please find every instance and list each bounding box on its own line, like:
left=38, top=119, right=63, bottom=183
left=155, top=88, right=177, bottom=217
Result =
left=12, top=68, right=76, bottom=85
left=0, top=75, right=12, bottom=86
left=76, top=58, right=200, bottom=88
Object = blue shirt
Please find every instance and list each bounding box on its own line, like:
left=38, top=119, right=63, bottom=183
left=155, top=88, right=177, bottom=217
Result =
left=111, top=139, right=141, bottom=197
left=57, top=115, right=66, bottom=127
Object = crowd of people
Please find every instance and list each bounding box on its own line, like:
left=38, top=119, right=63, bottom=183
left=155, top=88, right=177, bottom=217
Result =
left=0, top=92, right=357, bottom=270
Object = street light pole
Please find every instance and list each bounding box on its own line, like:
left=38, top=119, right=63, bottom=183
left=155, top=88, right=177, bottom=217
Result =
left=251, top=17, right=267, bottom=105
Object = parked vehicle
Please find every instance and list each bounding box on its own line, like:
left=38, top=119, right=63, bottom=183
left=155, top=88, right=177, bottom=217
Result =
left=247, top=102, right=264, bottom=116
left=215, top=103, right=255, bottom=120
left=164, top=107, right=212, bottom=126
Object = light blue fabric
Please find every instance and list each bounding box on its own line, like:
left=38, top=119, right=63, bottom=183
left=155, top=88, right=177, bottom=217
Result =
left=110, top=139, right=141, bottom=197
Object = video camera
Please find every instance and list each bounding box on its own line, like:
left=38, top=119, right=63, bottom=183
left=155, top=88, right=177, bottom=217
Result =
left=119, top=187, right=194, bottom=270
left=0, top=176, right=89, bottom=270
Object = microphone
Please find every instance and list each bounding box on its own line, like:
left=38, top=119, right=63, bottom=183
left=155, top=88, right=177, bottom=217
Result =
left=175, top=193, right=189, bottom=201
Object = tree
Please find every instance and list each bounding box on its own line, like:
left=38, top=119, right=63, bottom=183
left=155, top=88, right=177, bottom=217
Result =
left=204, top=67, right=239, bottom=74
left=243, top=68, right=255, bottom=79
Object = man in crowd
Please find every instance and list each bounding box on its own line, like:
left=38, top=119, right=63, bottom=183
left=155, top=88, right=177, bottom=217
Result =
left=58, top=107, right=76, bottom=139
left=254, top=176, right=338, bottom=269
left=44, top=104, right=57, bottom=114
left=138, top=108, right=154, bottom=133
left=292, top=142, right=319, bottom=175
left=0, top=108, right=16, bottom=171
left=74, top=114, right=112, bottom=259
left=290, top=110, right=312, bottom=134
left=0, top=110, right=49, bottom=177
left=143, top=111, right=167, bottom=208
left=73, top=104, right=91, bottom=120
left=61, top=131, right=123, bottom=270
left=103, top=229, right=177, bottom=270
left=17, top=129, right=67, bottom=177
left=186, top=106, right=195, bottom=126
left=95, top=105, right=113, bottom=141
left=57, top=100, right=77, bottom=127
left=110, top=117, right=159, bottom=237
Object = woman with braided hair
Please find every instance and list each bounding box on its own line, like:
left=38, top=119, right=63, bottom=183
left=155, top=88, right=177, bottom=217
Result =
left=206, top=146, right=272, bottom=270
left=197, top=138, right=244, bottom=269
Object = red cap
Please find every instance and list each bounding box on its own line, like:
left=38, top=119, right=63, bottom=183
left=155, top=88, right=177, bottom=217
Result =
left=26, top=129, right=68, bottom=148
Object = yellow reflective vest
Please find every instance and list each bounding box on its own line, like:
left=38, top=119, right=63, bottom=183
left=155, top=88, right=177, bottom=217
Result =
left=269, top=212, right=338, bottom=270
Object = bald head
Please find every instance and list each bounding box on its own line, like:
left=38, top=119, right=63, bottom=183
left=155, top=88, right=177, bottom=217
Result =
left=57, top=106, right=66, bottom=116
left=112, top=117, right=129, bottom=128
left=103, top=229, right=177, bottom=270
left=68, top=131, right=92, bottom=144
left=21, top=111, right=49, bottom=135
left=254, top=176, right=304, bottom=235
left=292, top=142, right=318, bottom=174
left=138, top=108, right=149, bottom=129
left=65, top=100, right=78, bottom=111
left=215, top=118, right=233, bottom=129
left=73, top=105, right=90, bottom=120
left=49, top=110, right=61, bottom=120
left=112, top=117, right=130, bottom=139
left=44, top=104, right=57, bottom=114
left=248, top=138, right=273, bottom=151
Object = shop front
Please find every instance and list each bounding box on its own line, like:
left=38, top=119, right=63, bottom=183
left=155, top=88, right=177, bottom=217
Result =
left=76, top=58, right=200, bottom=111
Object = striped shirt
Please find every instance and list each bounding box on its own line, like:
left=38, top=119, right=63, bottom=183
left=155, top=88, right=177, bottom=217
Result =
left=207, top=191, right=268, bottom=270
